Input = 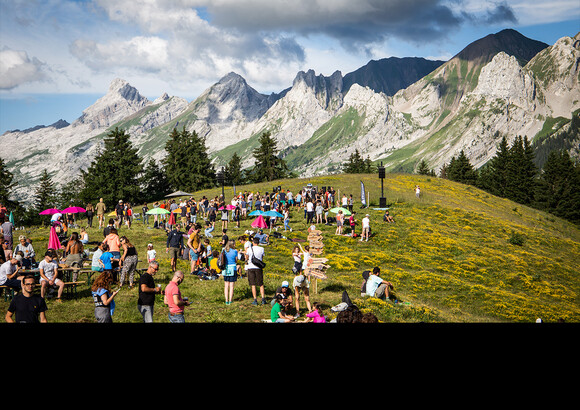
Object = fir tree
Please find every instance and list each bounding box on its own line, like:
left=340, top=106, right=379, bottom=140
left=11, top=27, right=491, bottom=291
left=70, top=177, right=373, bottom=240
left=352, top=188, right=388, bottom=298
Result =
left=447, top=150, right=478, bottom=185
left=79, top=127, right=145, bottom=207
left=417, top=159, right=431, bottom=175
left=478, top=134, right=510, bottom=196
left=0, top=157, right=16, bottom=206
left=250, top=131, right=289, bottom=182
left=141, top=159, right=171, bottom=202
left=343, top=149, right=374, bottom=174
left=225, top=152, right=243, bottom=186
left=34, top=170, right=57, bottom=212
left=535, top=150, right=580, bottom=224
left=163, top=126, right=215, bottom=192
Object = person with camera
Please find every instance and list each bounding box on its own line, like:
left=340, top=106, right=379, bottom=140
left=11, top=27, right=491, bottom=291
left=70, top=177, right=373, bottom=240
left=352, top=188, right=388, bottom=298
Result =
left=246, top=236, right=266, bottom=306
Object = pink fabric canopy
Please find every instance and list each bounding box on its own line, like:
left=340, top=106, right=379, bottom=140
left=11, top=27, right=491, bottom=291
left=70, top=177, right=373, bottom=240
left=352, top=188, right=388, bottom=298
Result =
left=49, top=225, right=61, bottom=250
left=251, top=215, right=268, bottom=229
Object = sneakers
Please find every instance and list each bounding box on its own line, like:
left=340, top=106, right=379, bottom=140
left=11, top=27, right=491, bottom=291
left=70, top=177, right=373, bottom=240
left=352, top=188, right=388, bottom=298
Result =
left=252, top=299, right=258, bottom=306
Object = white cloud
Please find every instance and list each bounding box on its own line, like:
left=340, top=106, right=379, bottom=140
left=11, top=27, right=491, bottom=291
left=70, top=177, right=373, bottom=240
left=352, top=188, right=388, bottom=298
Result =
left=0, top=47, right=47, bottom=90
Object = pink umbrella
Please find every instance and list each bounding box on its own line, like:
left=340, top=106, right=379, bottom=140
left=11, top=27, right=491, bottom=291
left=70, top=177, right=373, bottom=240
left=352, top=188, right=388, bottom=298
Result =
left=39, top=208, right=61, bottom=215
left=226, top=204, right=236, bottom=210
left=61, top=206, right=86, bottom=213
left=48, top=225, right=61, bottom=250
left=251, top=215, right=268, bottom=229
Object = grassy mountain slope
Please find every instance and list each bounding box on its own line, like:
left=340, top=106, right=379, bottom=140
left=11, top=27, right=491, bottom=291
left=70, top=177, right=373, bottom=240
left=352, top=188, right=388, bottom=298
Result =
left=5, top=173, right=579, bottom=323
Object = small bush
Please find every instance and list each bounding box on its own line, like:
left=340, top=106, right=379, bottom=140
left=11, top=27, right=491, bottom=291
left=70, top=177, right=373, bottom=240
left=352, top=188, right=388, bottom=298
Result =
left=508, top=231, right=525, bottom=246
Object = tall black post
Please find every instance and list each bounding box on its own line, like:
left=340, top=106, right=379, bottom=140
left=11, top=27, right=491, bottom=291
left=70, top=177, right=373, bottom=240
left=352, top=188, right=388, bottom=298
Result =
left=378, top=162, right=387, bottom=208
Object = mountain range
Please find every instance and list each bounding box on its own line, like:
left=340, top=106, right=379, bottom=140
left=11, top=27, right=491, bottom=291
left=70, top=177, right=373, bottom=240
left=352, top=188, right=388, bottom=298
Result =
left=2, top=28, right=579, bottom=203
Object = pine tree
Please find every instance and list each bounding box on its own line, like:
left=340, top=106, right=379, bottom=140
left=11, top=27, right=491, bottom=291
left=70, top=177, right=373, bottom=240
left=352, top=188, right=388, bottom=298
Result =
left=163, top=126, right=215, bottom=191
left=505, top=135, right=536, bottom=204
left=141, top=159, right=171, bottom=202
left=34, top=170, right=57, bottom=212
left=535, top=150, right=580, bottom=224
left=250, top=131, right=289, bottom=182
left=479, top=134, right=510, bottom=196
left=417, top=159, right=431, bottom=175
left=343, top=149, right=374, bottom=174
left=0, top=157, right=16, bottom=206
left=225, top=152, right=243, bottom=186
left=79, top=127, right=145, bottom=207
left=447, top=150, right=477, bottom=185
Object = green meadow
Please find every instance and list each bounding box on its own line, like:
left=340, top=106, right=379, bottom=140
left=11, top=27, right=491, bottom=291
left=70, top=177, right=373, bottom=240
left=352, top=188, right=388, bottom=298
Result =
left=3, top=172, right=579, bottom=323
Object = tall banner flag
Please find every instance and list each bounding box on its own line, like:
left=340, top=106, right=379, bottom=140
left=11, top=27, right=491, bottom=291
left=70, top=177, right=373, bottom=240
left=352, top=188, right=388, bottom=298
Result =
left=360, top=181, right=367, bottom=207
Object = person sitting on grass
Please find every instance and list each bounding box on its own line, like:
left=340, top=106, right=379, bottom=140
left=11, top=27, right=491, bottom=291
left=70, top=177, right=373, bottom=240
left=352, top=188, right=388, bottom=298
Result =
left=254, top=229, right=269, bottom=245
left=365, top=266, right=394, bottom=301
left=271, top=294, right=295, bottom=323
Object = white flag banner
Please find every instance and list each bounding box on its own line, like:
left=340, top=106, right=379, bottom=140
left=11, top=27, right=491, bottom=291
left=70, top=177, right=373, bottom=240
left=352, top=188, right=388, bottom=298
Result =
left=360, top=181, right=366, bottom=206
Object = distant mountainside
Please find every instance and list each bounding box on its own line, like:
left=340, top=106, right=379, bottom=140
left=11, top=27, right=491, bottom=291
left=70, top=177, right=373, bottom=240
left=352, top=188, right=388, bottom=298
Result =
left=2, top=28, right=579, bottom=204
left=342, top=56, right=445, bottom=95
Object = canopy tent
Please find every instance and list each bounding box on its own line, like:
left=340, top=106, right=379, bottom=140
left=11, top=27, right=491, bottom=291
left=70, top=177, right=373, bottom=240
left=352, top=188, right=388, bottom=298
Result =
left=165, top=191, right=192, bottom=198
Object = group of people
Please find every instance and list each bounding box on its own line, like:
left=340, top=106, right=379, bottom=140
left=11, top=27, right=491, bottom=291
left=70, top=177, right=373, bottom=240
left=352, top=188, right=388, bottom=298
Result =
left=1, top=182, right=394, bottom=323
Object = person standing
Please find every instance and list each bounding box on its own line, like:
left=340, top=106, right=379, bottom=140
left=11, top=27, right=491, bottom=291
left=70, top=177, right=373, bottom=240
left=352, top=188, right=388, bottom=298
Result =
left=166, top=224, right=183, bottom=272
left=361, top=214, right=370, bottom=242
left=95, top=198, right=107, bottom=229
left=164, top=270, right=190, bottom=323
left=119, top=236, right=138, bottom=288
left=91, top=271, right=119, bottom=323
left=1, top=216, right=14, bottom=250
left=222, top=240, right=241, bottom=305
left=137, top=261, right=162, bottom=323
left=186, top=223, right=202, bottom=274
left=86, top=203, right=95, bottom=228
left=246, top=236, right=266, bottom=306
left=5, top=275, right=48, bottom=323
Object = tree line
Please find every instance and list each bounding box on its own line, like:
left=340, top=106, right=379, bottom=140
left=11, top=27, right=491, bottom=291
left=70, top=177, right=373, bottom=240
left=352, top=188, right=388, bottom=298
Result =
left=2, top=126, right=295, bottom=225
left=417, top=129, right=580, bottom=225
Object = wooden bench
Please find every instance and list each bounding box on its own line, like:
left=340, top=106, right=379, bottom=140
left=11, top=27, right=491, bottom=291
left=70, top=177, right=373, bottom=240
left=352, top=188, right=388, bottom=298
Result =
left=0, top=285, right=16, bottom=301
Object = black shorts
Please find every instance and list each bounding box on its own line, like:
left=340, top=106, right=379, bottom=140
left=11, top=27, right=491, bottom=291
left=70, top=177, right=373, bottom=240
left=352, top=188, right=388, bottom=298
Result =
left=247, top=268, right=263, bottom=287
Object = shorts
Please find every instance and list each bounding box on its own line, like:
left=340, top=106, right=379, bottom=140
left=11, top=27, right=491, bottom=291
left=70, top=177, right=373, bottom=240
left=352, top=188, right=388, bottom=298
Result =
left=189, top=249, right=199, bottom=261
left=223, top=265, right=238, bottom=282
left=247, top=268, right=263, bottom=287
left=168, top=247, right=180, bottom=259
left=293, top=261, right=302, bottom=273
left=40, top=277, right=63, bottom=286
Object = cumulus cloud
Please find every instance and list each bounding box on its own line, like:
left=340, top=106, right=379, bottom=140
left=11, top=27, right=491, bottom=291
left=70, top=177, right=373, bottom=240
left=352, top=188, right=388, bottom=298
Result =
left=0, top=47, right=47, bottom=90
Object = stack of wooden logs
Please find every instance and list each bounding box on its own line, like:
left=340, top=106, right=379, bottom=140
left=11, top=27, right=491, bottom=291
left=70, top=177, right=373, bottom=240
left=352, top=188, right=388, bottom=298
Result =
left=305, top=228, right=330, bottom=293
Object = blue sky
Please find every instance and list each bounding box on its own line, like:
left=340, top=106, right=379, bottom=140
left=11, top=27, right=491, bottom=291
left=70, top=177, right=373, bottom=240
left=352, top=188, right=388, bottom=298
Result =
left=1, top=0, right=579, bottom=134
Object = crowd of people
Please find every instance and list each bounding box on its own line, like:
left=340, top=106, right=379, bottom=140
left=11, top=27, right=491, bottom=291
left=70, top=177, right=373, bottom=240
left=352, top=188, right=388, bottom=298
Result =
left=1, top=183, right=395, bottom=323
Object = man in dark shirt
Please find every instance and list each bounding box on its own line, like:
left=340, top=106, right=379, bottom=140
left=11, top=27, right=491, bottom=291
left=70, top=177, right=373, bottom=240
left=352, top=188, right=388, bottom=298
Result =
left=166, top=224, right=183, bottom=272
left=137, top=261, right=162, bottom=323
left=5, top=275, right=47, bottom=323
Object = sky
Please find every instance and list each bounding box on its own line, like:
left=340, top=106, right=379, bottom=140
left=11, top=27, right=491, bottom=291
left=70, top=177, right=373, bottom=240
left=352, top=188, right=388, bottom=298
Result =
left=1, top=0, right=579, bottom=135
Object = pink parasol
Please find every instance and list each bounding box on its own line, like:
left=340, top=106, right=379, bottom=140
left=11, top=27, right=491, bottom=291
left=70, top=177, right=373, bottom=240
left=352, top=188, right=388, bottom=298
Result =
left=168, top=211, right=176, bottom=225
left=251, top=215, right=268, bottom=229
left=39, top=208, right=62, bottom=215
left=61, top=206, right=86, bottom=213
left=48, top=225, right=61, bottom=250
left=226, top=204, right=236, bottom=210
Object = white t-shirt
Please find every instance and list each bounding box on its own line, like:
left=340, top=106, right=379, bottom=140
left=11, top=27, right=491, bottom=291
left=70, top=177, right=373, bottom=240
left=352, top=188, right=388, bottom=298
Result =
left=0, top=260, right=16, bottom=285
left=366, top=275, right=383, bottom=297
left=306, top=201, right=314, bottom=212
left=147, top=249, right=157, bottom=261
left=246, top=244, right=265, bottom=270
left=39, top=258, right=59, bottom=281
left=362, top=216, right=370, bottom=229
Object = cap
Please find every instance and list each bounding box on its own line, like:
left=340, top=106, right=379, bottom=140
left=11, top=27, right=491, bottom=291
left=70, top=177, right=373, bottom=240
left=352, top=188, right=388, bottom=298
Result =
left=14, top=254, right=23, bottom=261
left=19, top=235, right=26, bottom=241
left=281, top=281, right=289, bottom=287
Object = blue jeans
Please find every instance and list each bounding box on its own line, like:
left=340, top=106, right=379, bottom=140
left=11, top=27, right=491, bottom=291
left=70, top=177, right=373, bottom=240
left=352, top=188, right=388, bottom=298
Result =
left=284, top=219, right=290, bottom=230
left=168, top=313, right=185, bottom=323
left=205, top=226, right=214, bottom=238
left=138, top=304, right=154, bottom=323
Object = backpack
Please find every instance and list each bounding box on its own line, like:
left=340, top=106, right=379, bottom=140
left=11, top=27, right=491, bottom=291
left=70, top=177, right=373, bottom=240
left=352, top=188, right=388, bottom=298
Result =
left=217, top=250, right=226, bottom=270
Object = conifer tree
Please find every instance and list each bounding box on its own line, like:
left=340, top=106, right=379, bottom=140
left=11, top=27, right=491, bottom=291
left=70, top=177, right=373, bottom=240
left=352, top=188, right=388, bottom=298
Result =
left=535, top=150, right=580, bottom=224
left=343, top=149, right=374, bottom=174
left=250, top=131, right=289, bottom=182
left=0, top=157, right=16, bottom=206
left=34, top=170, right=56, bottom=212
left=163, top=126, right=215, bottom=192
left=447, top=150, right=478, bottom=185
left=79, top=127, right=144, bottom=207
left=141, top=159, right=171, bottom=202
left=225, top=152, right=243, bottom=186
left=417, top=159, right=431, bottom=175
left=478, top=134, right=510, bottom=196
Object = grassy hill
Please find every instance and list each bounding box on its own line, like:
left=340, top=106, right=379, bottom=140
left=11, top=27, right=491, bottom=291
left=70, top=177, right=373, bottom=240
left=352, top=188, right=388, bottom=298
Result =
left=3, top=173, right=579, bottom=323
